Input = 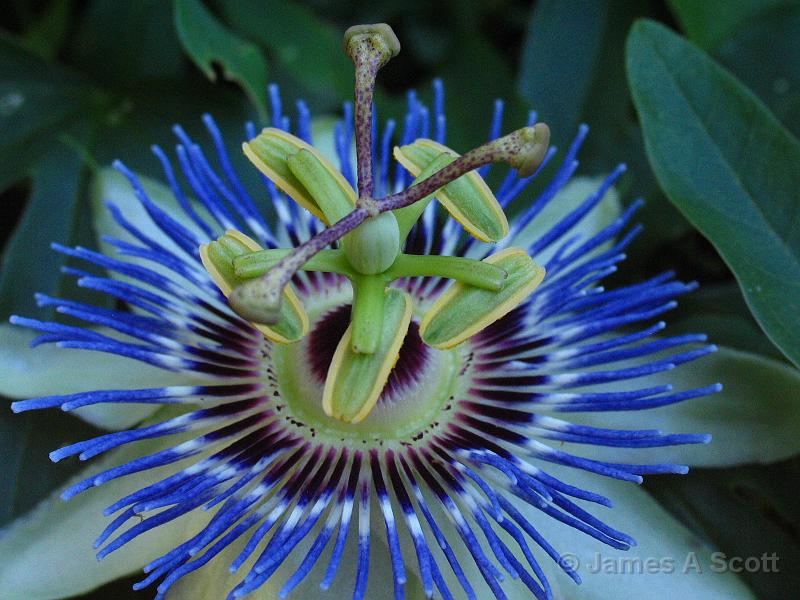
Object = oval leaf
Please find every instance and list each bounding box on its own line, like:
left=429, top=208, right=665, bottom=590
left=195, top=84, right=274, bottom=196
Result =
left=627, top=20, right=800, bottom=368
left=420, top=247, right=545, bottom=349
left=323, top=289, right=412, bottom=423
left=243, top=127, right=356, bottom=223
left=200, top=230, right=308, bottom=343
left=394, top=139, right=509, bottom=242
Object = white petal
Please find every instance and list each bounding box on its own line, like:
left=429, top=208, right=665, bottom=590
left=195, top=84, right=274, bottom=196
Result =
left=0, top=325, right=197, bottom=430
left=563, top=345, right=800, bottom=467
left=0, top=427, right=209, bottom=600
left=512, top=469, right=755, bottom=599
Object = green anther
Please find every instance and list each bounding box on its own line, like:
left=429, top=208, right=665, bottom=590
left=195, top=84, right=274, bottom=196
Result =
left=386, top=254, right=507, bottom=291
left=287, top=149, right=354, bottom=223
left=200, top=231, right=309, bottom=343
left=229, top=274, right=285, bottom=325
left=350, top=276, right=388, bottom=354
left=206, top=240, right=238, bottom=284
left=323, top=288, right=412, bottom=423
left=216, top=233, right=249, bottom=255
left=341, top=211, right=400, bottom=275
left=234, top=249, right=354, bottom=279
left=394, top=139, right=509, bottom=243
left=243, top=128, right=356, bottom=223
left=420, top=247, right=545, bottom=349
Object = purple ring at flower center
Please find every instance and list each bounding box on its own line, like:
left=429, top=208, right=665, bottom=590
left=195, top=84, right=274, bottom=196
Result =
left=307, top=303, right=430, bottom=400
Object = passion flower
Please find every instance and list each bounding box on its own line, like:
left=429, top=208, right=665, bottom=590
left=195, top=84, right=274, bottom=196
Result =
left=8, top=23, right=721, bottom=600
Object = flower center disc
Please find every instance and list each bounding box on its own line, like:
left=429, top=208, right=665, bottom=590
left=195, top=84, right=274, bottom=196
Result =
left=271, top=296, right=464, bottom=442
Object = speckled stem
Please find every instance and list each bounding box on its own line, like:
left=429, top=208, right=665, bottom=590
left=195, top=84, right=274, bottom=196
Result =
left=352, top=52, right=380, bottom=200
left=379, top=124, right=550, bottom=212
left=343, top=24, right=401, bottom=202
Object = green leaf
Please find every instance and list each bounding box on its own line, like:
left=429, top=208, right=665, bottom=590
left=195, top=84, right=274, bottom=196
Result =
left=647, top=462, right=800, bottom=600
left=626, top=19, right=800, bottom=368
left=20, top=0, right=73, bottom=60
left=714, top=2, right=800, bottom=138
left=0, top=33, right=95, bottom=191
left=173, top=0, right=268, bottom=119
left=438, top=29, right=529, bottom=153
left=669, top=283, right=785, bottom=361
left=515, top=1, right=694, bottom=271
left=70, top=0, right=185, bottom=86
left=0, top=123, right=91, bottom=320
left=667, top=0, right=789, bottom=50
left=88, top=76, right=255, bottom=185
left=0, top=404, right=100, bottom=528
left=215, top=0, right=352, bottom=101
left=517, top=0, right=609, bottom=145
left=567, top=345, right=800, bottom=468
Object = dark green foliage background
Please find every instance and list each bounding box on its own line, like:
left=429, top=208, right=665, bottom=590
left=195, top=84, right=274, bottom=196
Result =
left=1, top=1, right=798, bottom=598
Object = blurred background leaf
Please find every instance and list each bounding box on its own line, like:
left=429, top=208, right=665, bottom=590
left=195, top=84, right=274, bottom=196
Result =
left=667, top=0, right=790, bottom=51
left=0, top=123, right=93, bottom=321
left=668, top=0, right=800, bottom=137
left=646, top=460, right=800, bottom=600
left=70, top=0, right=185, bottom=85
left=0, top=33, right=96, bottom=192
left=174, top=0, right=269, bottom=120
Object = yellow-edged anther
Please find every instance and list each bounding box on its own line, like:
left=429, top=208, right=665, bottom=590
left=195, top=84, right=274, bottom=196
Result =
left=420, top=247, right=545, bottom=349
left=322, top=289, right=412, bottom=423
left=394, top=139, right=509, bottom=243
left=243, top=128, right=356, bottom=223
left=200, top=230, right=309, bottom=344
